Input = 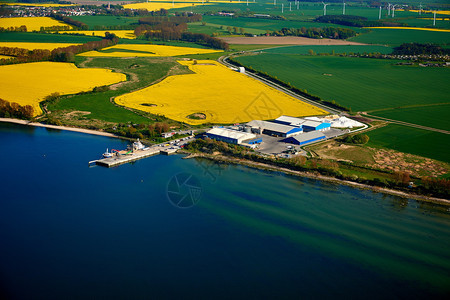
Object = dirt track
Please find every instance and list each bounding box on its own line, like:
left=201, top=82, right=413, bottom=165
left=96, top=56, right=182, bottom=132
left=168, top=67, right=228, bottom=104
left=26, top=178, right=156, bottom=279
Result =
left=220, top=36, right=366, bottom=45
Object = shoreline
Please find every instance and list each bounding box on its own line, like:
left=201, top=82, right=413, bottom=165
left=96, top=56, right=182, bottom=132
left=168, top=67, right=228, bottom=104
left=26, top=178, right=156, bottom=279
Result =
left=0, top=118, right=120, bottom=138
left=2, top=118, right=448, bottom=206
left=183, top=152, right=450, bottom=206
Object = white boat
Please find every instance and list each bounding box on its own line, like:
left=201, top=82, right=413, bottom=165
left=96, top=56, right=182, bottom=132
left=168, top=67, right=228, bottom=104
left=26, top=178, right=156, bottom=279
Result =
left=102, top=148, right=114, bottom=158
left=132, top=138, right=146, bottom=151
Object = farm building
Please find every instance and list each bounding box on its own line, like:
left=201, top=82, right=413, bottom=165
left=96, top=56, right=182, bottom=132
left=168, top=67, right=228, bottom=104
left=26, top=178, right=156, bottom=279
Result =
left=283, top=131, right=326, bottom=146
left=301, top=120, right=331, bottom=132
left=206, top=128, right=256, bottom=145
left=247, top=120, right=302, bottom=137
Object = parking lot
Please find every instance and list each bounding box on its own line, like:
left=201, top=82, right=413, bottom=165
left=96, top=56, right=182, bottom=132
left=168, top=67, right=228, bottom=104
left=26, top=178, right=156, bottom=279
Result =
left=252, top=128, right=346, bottom=156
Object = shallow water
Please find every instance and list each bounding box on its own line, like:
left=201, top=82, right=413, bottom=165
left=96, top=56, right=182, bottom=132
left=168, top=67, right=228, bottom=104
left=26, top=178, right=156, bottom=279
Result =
left=0, top=123, right=449, bottom=299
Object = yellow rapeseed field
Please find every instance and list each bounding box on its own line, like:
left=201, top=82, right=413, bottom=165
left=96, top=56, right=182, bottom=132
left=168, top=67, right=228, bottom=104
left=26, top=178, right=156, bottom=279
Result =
left=78, top=44, right=222, bottom=57
left=0, top=42, right=81, bottom=50
left=56, top=30, right=136, bottom=39
left=115, top=60, right=327, bottom=125
left=0, top=17, right=72, bottom=31
left=123, top=2, right=211, bottom=11
left=398, top=9, right=450, bottom=16
left=0, top=62, right=126, bottom=116
left=0, top=55, right=12, bottom=60
left=367, top=27, right=450, bottom=33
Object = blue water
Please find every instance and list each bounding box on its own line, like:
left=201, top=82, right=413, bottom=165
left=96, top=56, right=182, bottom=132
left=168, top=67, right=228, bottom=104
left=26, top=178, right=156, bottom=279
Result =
left=0, top=123, right=449, bottom=299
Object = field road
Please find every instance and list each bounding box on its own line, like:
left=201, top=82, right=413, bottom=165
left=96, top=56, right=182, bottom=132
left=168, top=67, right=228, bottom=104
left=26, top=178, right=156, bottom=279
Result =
left=218, top=54, right=341, bottom=115
left=362, top=113, right=450, bottom=135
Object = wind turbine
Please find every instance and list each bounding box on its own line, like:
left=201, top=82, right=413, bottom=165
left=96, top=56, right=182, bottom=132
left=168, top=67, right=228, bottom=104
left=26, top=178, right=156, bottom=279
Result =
left=322, top=2, right=329, bottom=16
left=419, top=3, right=423, bottom=16
left=392, top=4, right=397, bottom=18
left=433, top=11, right=437, bottom=26
left=273, top=0, right=276, bottom=6
left=342, top=1, right=346, bottom=15
left=290, top=2, right=292, bottom=11
left=379, top=6, right=382, bottom=20
left=282, top=3, right=284, bottom=13
left=387, top=3, right=391, bottom=16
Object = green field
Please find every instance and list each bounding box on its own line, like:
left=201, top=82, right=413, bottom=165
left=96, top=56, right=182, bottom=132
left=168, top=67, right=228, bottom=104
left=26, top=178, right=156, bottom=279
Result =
left=71, top=16, right=140, bottom=29
left=366, top=124, right=450, bottom=163
left=0, top=32, right=102, bottom=43
left=350, top=28, right=450, bottom=46
left=370, top=104, right=450, bottom=131
left=234, top=54, right=450, bottom=113
left=398, top=17, right=450, bottom=29
left=262, top=45, right=393, bottom=55
left=49, top=57, right=187, bottom=124
left=202, top=15, right=361, bottom=33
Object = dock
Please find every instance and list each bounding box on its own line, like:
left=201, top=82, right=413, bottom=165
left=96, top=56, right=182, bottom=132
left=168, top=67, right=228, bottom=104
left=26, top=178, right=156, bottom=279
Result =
left=94, top=147, right=163, bottom=168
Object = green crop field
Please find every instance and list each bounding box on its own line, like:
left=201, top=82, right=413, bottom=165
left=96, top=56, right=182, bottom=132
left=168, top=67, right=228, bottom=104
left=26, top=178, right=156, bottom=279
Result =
left=262, top=45, right=393, bottom=55
left=202, top=15, right=361, bottom=33
left=350, top=28, right=450, bottom=46
left=366, top=124, right=450, bottom=163
left=370, top=104, right=450, bottom=131
left=234, top=54, right=450, bottom=113
left=71, top=16, right=140, bottom=29
left=0, top=32, right=102, bottom=43
left=49, top=57, right=187, bottom=124
left=397, top=17, right=450, bottom=29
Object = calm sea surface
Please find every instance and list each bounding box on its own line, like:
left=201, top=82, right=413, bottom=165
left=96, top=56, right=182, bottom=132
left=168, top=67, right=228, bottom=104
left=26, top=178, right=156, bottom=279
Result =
left=0, top=123, right=449, bottom=299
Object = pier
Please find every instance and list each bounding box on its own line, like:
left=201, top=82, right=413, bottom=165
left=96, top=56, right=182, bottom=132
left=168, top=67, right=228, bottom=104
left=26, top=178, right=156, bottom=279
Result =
left=94, top=147, right=162, bottom=168
left=90, top=137, right=194, bottom=168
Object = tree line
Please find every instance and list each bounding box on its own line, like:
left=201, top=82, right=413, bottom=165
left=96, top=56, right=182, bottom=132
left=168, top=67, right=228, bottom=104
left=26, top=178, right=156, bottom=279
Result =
left=0, top=98, right=34, bottom=120
left=50, top=13, right=89, bottom=30
left=393, top=43, right=450, bottom=56
left=315, top=15, right=404, bottom=28
left=270, top=26, right=357, bottom=39
left=134, top=13, right=228, bottom=50
left=0, top=33, right=119, bottom=65
left=0, top=25, right=27, bottom=32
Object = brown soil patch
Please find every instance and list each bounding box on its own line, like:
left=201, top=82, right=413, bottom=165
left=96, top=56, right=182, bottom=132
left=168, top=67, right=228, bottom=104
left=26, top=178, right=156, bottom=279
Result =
left=371, top=148, right=449, bottom=177
left=220, top=36, right=367, bottom=45
left=65, top=111, right=91, bottom=117
left=311, top=140, right=449, bottom=178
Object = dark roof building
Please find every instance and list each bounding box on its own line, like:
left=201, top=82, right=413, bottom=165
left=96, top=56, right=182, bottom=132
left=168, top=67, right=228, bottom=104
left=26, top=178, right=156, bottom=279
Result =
left=283, top=131, right=326, bottom=145
left=247, top=120, right=302, bottom=137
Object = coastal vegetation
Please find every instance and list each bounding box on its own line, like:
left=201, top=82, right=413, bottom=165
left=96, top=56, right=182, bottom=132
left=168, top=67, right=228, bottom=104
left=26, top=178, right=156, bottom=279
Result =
left=0, top=98, right=34, bottom=119
left=184, top=137, right=450, bottom=199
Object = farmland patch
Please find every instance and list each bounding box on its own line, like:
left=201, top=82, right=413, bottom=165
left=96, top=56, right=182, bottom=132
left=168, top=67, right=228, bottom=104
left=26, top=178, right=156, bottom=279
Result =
left=115, top=60, right=327, bottom=125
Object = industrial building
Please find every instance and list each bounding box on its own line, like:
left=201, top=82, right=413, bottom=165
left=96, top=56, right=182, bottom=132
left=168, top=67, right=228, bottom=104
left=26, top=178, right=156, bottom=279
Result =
left=301, top=120, right=331, bottom=132
left=274, top=115, right=331, bottom=132
left=274, top=115, right=306, bottom=127
left=206, top=128, right=257, bottom=145
left=247, top=120, right=303, bottom=137
left=283, top=131, right=326, bottom=146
